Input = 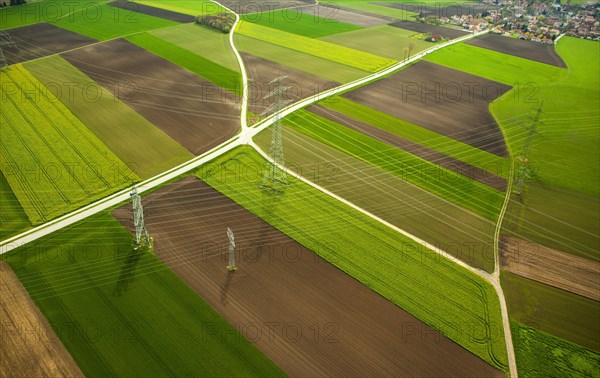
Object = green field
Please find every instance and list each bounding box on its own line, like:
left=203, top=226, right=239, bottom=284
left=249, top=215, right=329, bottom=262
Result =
left=241, top=9, right=363, bottom=38
left=512, top=322, right=600, bottom=378
left=148, top=23, right=240, bottom=72
left=24, top=55, right=193, bottom=179
left=255, top=123, right=498, bottom=272
left=135, top=0, right=226, bottom=16
left=199, top=146, right=508, bottom=372
left=51, top=3, right=177, bottom=40
left=125, top=32, right=242, bottom=95
left=0, top=65, right=138, bottom=225
left=322, top=97, right=510, bottom=177
left=502, top=272, right=600, bottom=352
left=319, top=25, right=430, bottom=60
left=425, top=43, right=565, bottom=86
left=236, top=20, right=397, bottom=72
left=321, top=1, right=417, bottom=20
left=282, top=109, right=505, bottom=221
left=234, top=34, right=367, bottom=83
left=3, top=214, right=284, bottom=377
left=0, top=171, right=30, bottom=241
left=0, top=0, right=100, bottom=30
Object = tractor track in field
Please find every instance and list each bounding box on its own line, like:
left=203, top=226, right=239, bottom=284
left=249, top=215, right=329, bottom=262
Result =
left=0, top=2, right=518, bottom=376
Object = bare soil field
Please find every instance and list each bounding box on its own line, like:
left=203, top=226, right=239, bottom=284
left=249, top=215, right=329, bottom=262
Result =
left=63, top=39, right=240, bottom=155
left=389, top=20, right=468, bottom=39
left=240, top=52, right=338, bottom=120
left=219, top=0, right=314, bottom=14
left=309, top=104, right=507, bottom=190
left=501, top=236, right=600, bottom=301
left=113, top=176, right=503, bottom=378
left=297, top=3, right=391, bottom=27
left=0, top=261, right=83, bottom=377
left=108, top=1, right=195, bottom=23
left=2, top=23, right=96, bottom=65
left=344, top=60, right=510, bottom=156
left=466, top=34, right=567, bottom=68
left=379, top=2, right=497, bottom=19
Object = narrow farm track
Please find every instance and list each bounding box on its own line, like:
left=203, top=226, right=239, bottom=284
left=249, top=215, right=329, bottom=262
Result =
left=0, top=3, right=518, bottom=376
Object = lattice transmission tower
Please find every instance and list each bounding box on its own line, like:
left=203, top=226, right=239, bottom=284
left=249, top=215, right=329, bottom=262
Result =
left=514, top=101, right=544, bottom=195
left=260, top=76, right=292, bottom=194
left=226, top=227, right=236, bottom=271
left=130, top=187, right=152, bottom=251
left=0, top=31, right=17, bottom=72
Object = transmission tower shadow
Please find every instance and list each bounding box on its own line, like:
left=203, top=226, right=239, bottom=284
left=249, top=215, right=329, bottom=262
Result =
left=113, top=249, right=143, bottom=297
left=220, top=270, right=235, bottom=305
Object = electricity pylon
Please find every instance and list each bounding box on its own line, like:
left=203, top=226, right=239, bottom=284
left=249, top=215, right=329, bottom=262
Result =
left=226, top=227, right=236, bottom=271
left=514, top=101, right=544, bottom=195
left=0, top=31, right=17, bottom=71
left=130, top=187, right=151, bottom=251
left=260, top=76, right=292, bottom=194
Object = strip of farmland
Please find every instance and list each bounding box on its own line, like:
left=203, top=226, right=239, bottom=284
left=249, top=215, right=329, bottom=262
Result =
left=309, top=104, right=507, bottom=190
left=24, top=55, right=193, bottom=179
left=62, top=39, right=240, bottom=156
left=235, top=20, right=396, bottom=72
left=1, top=23, right=96, bottom=65
left=466, top=33, right=567, bottom=68
left=0, top=171, right=29, bottom=241
left=256, top=124, right=499, bottom=271
left=3, top=215, right=285, bottom=377
left=196, top=146, right=509, bottom=371
left=296, top=3, right=392, bottom=27
left=113, top=175, right=504, bottom=377
left=108, top=0, right=195, bottom=23
left=0, top=261, right=83, bottom=377
left=0, top=65, right=138, bottom=225
left=342, top=60, right=511, bottom=157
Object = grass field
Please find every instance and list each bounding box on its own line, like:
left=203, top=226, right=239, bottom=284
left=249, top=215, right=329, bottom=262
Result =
left=235, top=21, right=396, bottom=72
left=241, top=9, right=363, bottom=38
left=425, top=43, right=565, bottom=86
left=199, top=145, right=508, bottom=372
left=321, top=1, right=417, bottom=20
left=282, top=109, right=505, bottom=221
left=511, top=322, right=600, bottom=378
left=0, top=171, right=30, bottom=241
left=0, top=65, right=138, bottom=225
left=255, top=124, right=498, bottom=272
left=125, top=32, right=242, bottom=94
left=319, top=25, right=430, bottom=60
left=234, top=34, right=367, bottom=83
left=51, top=3, right=177, bottom=40
left=135, top=0, right=226, bottom=16
left=148, top=23, right=240, bottom=72
left=24, top=55, right=193, bottom=179
left=3, top=214, right=285, bottom=377
left=502, top=272, right=600, bottom=352
left=0, top=0, right=100, bottom=30
left=322, top=97, right=510, bottom=177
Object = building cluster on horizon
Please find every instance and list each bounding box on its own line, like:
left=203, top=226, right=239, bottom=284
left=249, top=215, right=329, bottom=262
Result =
left=424, top=0, right=599, bottom=42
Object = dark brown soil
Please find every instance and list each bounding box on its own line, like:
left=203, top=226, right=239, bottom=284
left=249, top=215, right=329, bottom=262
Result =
left=113, top=176, right=504, bottom=378
left=466, top=33, right=567, bottom=68
left=62, top=39, right=240, bottom=155
left=1, top=23, right=96, bottom=65
left=107, top=1, right=195, bottom=23
left=344, top=60, right=510, bottom=157
left=0, top=261, right=83, bottom=377
left=389, top=20, right=468, bottom=39
left=379, top=2, right=497, bottom=19
left=297, top=3, right=391, bottom=27
left=240, top=52, right=338, bottom=121
left=501, top=235, right=600, bottom=301
left=309, top=104, right=507, bottom=190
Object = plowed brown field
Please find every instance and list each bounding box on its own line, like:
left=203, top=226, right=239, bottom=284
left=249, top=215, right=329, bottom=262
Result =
left=113, top=176, right=504, bottom=377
